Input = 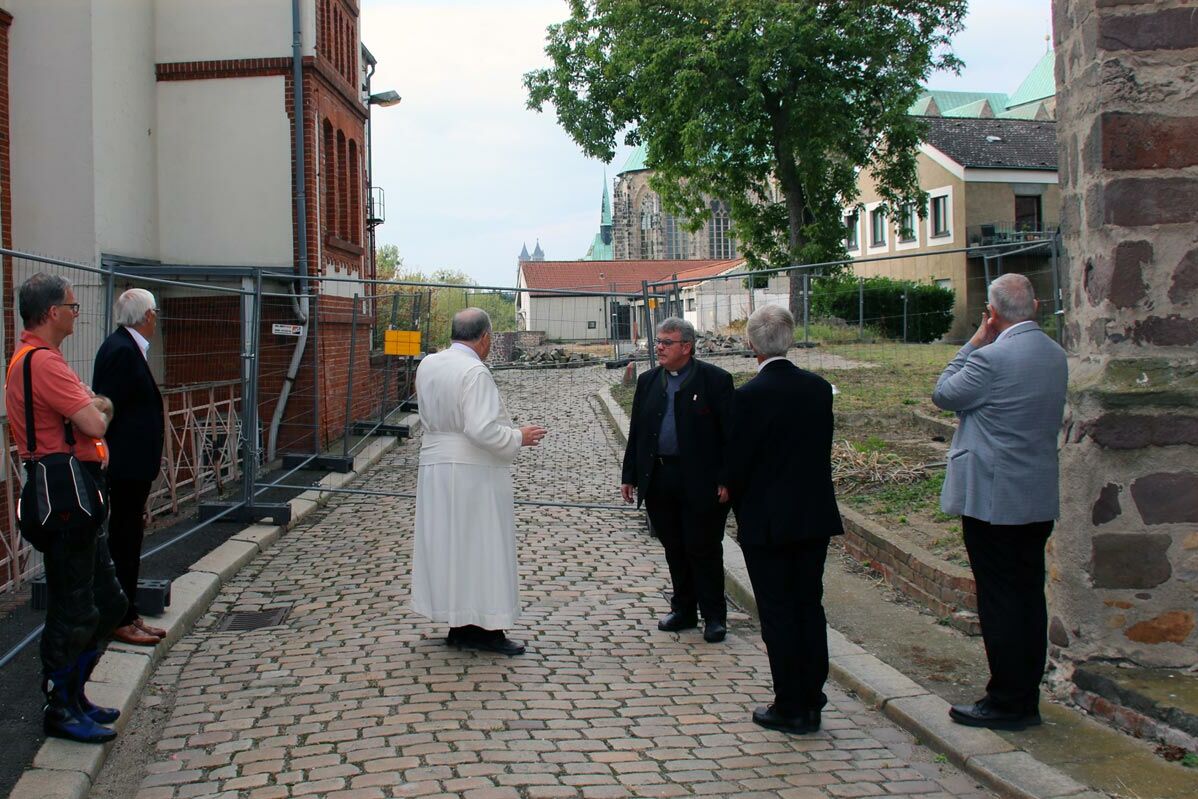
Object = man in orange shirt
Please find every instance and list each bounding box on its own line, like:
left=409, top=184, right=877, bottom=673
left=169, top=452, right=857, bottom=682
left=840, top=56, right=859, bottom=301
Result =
left=6, top=273, right=126, bottom=744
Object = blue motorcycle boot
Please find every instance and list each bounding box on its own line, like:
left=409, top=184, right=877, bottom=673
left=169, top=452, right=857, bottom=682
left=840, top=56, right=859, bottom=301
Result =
left=76, top=650, right=120, bottom=725
left=43, top=666, right=117, bottom=744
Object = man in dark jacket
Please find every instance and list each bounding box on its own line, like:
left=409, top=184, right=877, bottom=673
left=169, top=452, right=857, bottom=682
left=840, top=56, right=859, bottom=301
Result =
left=621, top=317, right=734, bottom=642
left=730, top=305, right=844, bottom=734
left=93, top=288, right=166, bottom=647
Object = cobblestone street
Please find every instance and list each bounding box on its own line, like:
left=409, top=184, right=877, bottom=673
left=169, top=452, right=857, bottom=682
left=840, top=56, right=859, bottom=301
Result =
left=119, top=364, right=992, bottom=799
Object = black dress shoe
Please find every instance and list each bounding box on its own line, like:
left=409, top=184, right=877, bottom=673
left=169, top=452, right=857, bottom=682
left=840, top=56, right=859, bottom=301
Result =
left=447, top=627, right=526, bottom=656
left=657, top=611, right=698, bottom=632
left=752, top=704, right=816, bottom=735
left=949, top=698, right=1041, bottom=731
left=702, top=621, right=727, bottom=643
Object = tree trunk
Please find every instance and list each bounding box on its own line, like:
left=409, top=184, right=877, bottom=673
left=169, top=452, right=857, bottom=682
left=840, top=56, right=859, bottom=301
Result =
left=773, top=151, right=807, bottom=320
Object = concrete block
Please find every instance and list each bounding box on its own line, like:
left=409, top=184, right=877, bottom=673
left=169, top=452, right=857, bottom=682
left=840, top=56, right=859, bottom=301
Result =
left=231, top=524, right=282, bottom=551
left=288, top=496, right=319, bottom=521
left=90, top=650, right=152, bottom=692
left=831, top=653, right=929, bottom=707
left=826, top=628, right=867, bottom=658
left=7, top=768, right=90, bottom=799
left=966, top=750, right=1089, bottom=799
left=884, top=694, right=1015, bottom=769
left=188, top=539, right=259, bottom=582
left=32, top=737, right=106, bottom=780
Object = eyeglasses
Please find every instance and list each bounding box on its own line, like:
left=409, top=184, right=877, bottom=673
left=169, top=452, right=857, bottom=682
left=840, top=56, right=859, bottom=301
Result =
left=654, top=338, right=685, bottom=347
left=54, top=303, right=81, bottom=314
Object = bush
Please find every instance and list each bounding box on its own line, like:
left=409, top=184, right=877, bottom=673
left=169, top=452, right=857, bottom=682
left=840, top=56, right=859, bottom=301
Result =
left=811, top=275, right=954, bottom=343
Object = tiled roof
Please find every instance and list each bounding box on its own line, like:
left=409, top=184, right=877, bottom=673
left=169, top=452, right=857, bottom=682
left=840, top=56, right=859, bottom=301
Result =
left=921, top=117, right=1057, bottom=170
left=520, top=259, right=744, bottom=295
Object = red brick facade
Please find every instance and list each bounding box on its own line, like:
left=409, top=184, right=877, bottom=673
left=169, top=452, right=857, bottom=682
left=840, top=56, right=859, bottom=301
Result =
left=153, top=0, right=382, bottom=455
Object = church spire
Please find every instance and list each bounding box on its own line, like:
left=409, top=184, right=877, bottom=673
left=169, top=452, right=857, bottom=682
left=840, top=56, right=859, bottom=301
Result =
left=531, top=240, right=545, bottom=261
left=519, top=242, right=530, bottom=262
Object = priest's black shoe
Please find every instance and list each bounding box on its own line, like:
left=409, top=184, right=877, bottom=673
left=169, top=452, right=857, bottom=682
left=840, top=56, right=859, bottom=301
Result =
left=657, top=611, right=698, bottom=632
left=447, top=626, right=525, bottom=656
left=752, top=704, right=816, bottom=735
left=949, top=698, right=1041, bottom=730
left=702, top=620, right=727, bottom=643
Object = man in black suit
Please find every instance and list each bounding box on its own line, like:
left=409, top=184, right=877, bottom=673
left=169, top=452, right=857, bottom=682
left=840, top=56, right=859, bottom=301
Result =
left=730, top=305, right=844, bottom=734
left=621, top=317, right=734, bottom=643
left=93, top=289, right=166, bottom=647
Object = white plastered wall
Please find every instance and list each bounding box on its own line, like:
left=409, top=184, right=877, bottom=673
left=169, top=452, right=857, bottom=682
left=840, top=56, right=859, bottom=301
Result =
left=156, top=77, right=294, bottom=266
left=8, top=0, right=96, bottom=261
left=154, top=0, right=313, bottom=61
left=93, top=0, right=159, bottom=259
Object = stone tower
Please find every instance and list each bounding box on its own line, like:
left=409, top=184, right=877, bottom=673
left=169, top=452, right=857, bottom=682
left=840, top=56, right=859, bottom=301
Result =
left=1051, top=0, right=1197, bottom=667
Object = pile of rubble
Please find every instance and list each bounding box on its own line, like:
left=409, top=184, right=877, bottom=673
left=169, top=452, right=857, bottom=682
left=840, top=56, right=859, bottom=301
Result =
left=505, top=347, right=600, bottom=367
left=695, top=333, right=750, bottom=354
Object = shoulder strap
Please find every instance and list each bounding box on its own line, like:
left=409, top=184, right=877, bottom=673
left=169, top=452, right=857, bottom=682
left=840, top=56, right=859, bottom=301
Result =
left=18, top=347, right=48, bottom=457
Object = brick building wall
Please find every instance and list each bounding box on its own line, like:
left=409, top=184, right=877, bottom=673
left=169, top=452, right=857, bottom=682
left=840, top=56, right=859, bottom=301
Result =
left=1051, top=0, right=1198, bottom=667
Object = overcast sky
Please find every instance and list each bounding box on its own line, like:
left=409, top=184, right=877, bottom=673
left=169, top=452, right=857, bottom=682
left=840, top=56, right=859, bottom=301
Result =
left=361, top=0, right=1055, bottom=288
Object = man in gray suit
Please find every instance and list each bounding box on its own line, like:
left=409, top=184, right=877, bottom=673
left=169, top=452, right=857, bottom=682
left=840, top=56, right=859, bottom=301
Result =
left=933, top=273, right=1067, bottom=731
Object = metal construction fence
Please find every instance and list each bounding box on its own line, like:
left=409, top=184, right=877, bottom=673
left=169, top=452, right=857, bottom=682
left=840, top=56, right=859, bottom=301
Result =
left=0, top=236, right=1062, bottom=595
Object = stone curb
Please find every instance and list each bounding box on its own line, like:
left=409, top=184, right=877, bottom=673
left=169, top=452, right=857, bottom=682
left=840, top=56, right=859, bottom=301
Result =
left=6, top=429, right=409, bottom=799
left=598, top=383, right=1091, bottom=799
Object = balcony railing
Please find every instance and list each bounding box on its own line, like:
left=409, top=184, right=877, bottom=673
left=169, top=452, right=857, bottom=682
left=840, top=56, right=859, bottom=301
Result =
left=967, top=222, right=1055, bottom=251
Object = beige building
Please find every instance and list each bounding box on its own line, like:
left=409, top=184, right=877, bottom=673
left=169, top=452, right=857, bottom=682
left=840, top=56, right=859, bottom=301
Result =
left=845, top=117, right=1060, bottom=342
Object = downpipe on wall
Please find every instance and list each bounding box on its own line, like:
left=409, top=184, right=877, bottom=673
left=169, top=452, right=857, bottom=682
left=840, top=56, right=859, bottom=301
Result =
left=267, top=0, right=311, bottom=462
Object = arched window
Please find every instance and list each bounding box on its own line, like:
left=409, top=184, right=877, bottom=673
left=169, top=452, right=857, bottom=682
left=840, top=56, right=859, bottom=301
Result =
left=639, top=195, right=655, bottom=259
left=336, top=130, right=348, bottom=240
left=709, top=200, right=735, bottom=259
left=322, top=120, right=335, bottom=236
left=348, top=140, right=361, bottom=245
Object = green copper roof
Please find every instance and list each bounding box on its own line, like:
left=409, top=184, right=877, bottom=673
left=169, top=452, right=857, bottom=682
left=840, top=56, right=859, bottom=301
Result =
left=997, top=103, right=1044, bottom=120
left=1007, top=49, right=1056, bottom=109
left=601, top=179, right=612, bottom=226
left=619, top=143, right=648, bottom=175
left=941, top=98, right=995, bottom=118
left=583, top=233, right=613, bottom=261
left=909, top=90, right=1008, bottom=117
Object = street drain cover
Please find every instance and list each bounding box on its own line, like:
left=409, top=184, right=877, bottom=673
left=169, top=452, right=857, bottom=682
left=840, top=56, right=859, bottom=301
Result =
left=215, top=607, right=291, bottom=632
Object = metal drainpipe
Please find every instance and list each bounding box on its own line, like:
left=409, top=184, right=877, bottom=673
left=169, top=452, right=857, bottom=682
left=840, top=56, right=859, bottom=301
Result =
left=267, top=0, right=312, bottom=461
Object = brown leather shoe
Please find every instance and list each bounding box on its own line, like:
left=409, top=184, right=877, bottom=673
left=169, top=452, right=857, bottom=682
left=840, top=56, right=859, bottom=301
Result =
left=113, top=623, right=159, bottom=646
left=133, top=618, right=167, bottom=639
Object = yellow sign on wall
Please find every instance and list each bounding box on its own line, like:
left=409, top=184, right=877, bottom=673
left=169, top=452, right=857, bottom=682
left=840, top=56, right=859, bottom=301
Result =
left=384, top=329, right=421, bottom=356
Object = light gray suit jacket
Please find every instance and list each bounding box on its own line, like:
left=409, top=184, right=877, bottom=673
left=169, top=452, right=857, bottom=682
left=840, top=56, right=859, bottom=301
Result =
left=933, top=322, right=1067, bottom=525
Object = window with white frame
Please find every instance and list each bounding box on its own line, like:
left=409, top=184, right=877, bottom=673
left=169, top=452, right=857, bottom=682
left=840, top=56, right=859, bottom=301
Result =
left=870, top=207, right=886, bottom=247
left=898, top=203, right=917, bottom=243
left=930, top=194, right=950, bottom=237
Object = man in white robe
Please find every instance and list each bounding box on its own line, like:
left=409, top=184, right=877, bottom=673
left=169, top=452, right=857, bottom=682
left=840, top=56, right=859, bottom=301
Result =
left=411, top=308, right=547, bottom=655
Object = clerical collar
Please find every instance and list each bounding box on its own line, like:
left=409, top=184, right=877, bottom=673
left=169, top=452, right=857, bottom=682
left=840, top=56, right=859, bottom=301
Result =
left=667, top=358, right=694, bottom=378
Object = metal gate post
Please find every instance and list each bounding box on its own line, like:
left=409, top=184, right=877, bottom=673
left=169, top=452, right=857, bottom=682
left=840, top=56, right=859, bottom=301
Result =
left=642, top=280, right=655, bottom=368
left=343, top=294, right=360, bottom=458
left=1049, top=234, right=1062, bottom=342
left=802, top=271, right=810, bottom=345
left=199, top=271, right=290, bottom=524
left=104, top=259, right=115, bottom=333
left=902, top=285, right=909, bottom=343
left=858, top=276, right=865, bottom=340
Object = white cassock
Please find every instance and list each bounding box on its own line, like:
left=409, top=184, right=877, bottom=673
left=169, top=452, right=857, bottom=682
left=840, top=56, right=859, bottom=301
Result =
left=410, top=343, right=523, bottom=628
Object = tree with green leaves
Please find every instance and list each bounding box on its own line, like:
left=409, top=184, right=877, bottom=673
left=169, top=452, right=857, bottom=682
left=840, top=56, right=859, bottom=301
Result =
left=525, top=0, right=967, bottom=311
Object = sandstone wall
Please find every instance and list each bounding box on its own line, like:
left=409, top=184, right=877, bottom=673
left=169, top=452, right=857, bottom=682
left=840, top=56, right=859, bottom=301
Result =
left=1051, top=0, right=1198, bottom=666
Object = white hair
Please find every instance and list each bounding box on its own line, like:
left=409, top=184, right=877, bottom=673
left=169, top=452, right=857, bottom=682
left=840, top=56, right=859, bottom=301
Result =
left=988, top=273, right=1036, bottom=323
left=114, top=288, right=157, bottom=327
left=746, top=305, right=794, bottom=357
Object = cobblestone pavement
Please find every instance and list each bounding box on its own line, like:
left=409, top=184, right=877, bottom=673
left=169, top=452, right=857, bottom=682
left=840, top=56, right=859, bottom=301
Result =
left=120, top=365, right=992, bottom=799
